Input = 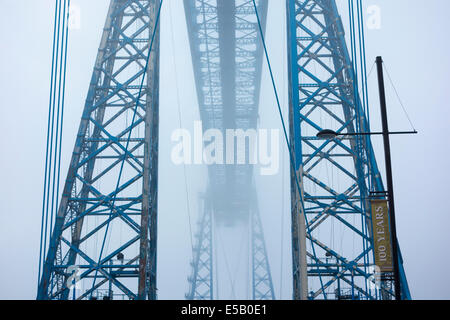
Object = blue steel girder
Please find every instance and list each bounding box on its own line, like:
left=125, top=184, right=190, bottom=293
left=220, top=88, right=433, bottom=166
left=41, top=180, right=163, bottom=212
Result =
left=38, top=0, right=160, bottom=300
left=286, top=0, right=403, bottom=300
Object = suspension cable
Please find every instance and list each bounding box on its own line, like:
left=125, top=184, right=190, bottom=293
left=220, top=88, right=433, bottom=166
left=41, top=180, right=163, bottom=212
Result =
left=251, top=0, right=327, bottom=299
left=38, top=0, right=71, bottom=292
left=383, top=63, right=417, bottom=132
left=168, top=0, right=194, bottom=254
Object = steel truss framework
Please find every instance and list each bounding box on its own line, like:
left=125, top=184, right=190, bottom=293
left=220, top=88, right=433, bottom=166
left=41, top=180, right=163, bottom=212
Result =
left=186, top=197, right=214, bottom=300
left=287, top=0, right=410, bottom=299
left=251, top=191, right=276, bottom=300
left=37, top=0, right=412, bottom=301
left=187, top=190, right=275, bottom=300
left=38, top=0, right=160, bottom=300
left=184, top=0, right=275, bottom=300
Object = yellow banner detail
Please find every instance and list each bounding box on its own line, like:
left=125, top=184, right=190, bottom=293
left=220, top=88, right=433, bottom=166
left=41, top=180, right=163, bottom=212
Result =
left=371, top=200, right=393, bottom=273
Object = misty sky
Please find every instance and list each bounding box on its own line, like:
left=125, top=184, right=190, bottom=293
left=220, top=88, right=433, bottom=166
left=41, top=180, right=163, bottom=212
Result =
left=0, top=0, right=449, bottom=300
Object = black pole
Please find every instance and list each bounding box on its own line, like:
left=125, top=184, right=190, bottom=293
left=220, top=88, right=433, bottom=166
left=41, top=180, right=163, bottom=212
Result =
left=375, top=56, right=401, bottom=300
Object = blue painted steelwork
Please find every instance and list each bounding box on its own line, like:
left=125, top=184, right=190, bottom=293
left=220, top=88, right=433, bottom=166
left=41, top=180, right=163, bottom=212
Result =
left=186, top=196, right=214, bottom=300
left=37, top=0, right=161, bottom=300
left=183, top=0, right=275, bottom=300
left=286, top=0, right=410, bottom=299
left=37, top=0, right=411, bottom=301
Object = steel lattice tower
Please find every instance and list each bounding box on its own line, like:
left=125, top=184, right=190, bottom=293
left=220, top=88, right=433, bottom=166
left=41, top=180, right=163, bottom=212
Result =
left=38, top=0, right=160, bottom=300
left=184, top=0, right=275, bottom=300
left=286, top=0, right=410, bottom=299
left=186, top=196, right=214, bottom=300
left=37, top=0, right=411, bottom=301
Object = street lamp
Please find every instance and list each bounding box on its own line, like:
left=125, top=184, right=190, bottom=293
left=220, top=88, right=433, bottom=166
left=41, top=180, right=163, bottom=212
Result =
left=316, top=57, right=417, bottom=301
left=316, top=129, right=417, bottom=139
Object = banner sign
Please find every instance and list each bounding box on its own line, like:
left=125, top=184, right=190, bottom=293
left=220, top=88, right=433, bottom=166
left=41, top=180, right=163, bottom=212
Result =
left=370, top=200, right=393, bottom=273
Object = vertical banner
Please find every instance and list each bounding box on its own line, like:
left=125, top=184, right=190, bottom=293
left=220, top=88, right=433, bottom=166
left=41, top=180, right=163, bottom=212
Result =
left=370, top=200, right=393, bottom=273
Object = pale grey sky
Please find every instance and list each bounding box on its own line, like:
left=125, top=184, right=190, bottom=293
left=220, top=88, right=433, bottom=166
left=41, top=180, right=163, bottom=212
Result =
left=0, top=0, right=449, bottom=300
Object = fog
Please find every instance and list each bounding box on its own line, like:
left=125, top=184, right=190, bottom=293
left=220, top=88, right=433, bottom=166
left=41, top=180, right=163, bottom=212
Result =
left=1, top=0, right=450, bottom=300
